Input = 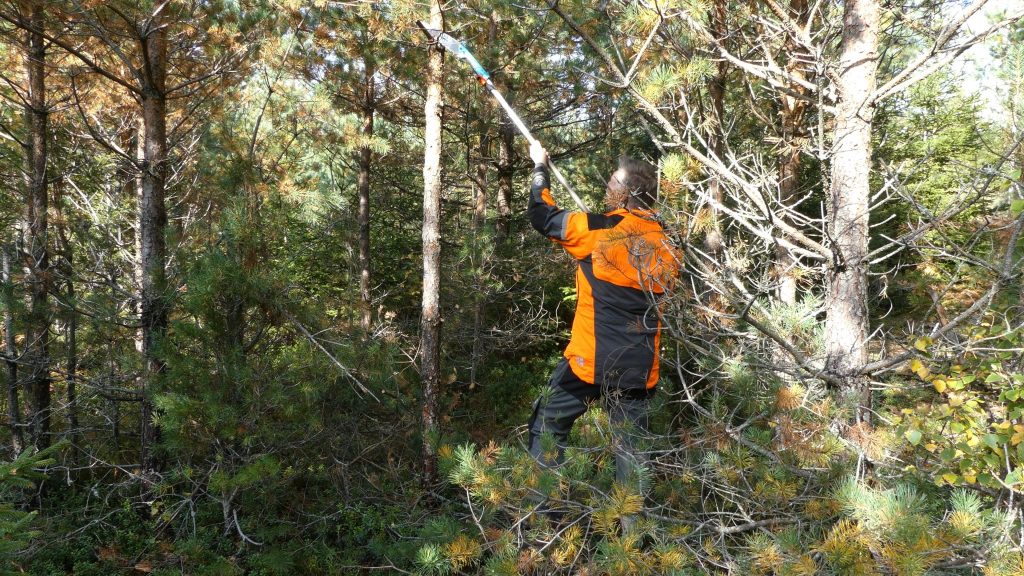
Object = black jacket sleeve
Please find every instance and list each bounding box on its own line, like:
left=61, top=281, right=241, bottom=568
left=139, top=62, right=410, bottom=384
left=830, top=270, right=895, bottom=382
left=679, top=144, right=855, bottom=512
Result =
left=527, top=163, right=568, bottom=240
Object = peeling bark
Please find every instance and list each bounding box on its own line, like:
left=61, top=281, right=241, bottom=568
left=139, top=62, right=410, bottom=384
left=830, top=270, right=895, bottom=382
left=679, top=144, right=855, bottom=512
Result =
left=419, top=0, right=445, bottom=486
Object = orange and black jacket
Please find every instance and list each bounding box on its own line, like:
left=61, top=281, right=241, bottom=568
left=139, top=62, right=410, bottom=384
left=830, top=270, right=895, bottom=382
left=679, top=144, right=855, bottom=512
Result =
left=529, top=164, right=678, bottom=390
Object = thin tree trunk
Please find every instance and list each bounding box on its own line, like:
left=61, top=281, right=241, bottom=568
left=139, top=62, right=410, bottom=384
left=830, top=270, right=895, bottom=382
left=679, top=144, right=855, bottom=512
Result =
left=111, top=395, right=120, bottom=451
left=705, top=0, right=727, bottom=254
left=131, top=120, right=144, bottom=354
left=23, top=0, right=50, bottom=450
left=358, top=60, right=375, bottom=333
left=776, top=0, right=813, bottom=306
left=473, top=11, right=496, bottom=230
left=2, top=245, right=22, bottom=454
left=139, top=19, right=169, bottom=471
left=495, top=103, right=514, bottom=238
left=469, top=14, right=497, bottom=388
left=54, top=180, right=79, bottom=452
left=109, top=277, right=120, bottom=452
left=826, top=0, right=879, bottom=424
left=65, top=240, right=78, bottom=450
left=420, top=0, right=444, bottom=486
left=473, top=134, right=489, bottom=229
left=470, top=129, right=490, bottom=389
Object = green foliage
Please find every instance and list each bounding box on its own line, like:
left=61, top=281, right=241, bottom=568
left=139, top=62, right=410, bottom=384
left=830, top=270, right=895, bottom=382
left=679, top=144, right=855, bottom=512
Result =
left=636, top=59, right=715, bottom=104
left=2, top=1, right=1023, bottom=575
left=0, top=446, right=60, bottom=574
left=896, top=324, right=1024, bottom=492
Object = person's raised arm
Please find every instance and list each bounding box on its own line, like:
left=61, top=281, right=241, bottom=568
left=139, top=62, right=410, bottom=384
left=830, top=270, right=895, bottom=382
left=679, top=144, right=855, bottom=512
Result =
left=526, top=141, right=599, bottom=260
left=527, top=141, right=568, bottom=240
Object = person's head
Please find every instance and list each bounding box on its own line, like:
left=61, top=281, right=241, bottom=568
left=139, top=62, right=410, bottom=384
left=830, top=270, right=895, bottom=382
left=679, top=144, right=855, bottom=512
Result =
left=604, top=155, right=658, bottom=211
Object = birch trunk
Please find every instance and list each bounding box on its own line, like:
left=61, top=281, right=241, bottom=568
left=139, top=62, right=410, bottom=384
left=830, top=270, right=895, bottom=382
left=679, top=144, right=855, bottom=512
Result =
left=826, top=0, right=879, bottom=423
left=419, top=0, right=445, bottom=485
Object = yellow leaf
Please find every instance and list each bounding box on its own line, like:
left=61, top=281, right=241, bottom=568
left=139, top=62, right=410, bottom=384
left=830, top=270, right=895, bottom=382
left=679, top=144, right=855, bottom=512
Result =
left=915, top=337, right=932, bottom=351
left=910, top=358, right=930, bottom=379
left=942, top=473, right=958, bottom=484
left=994, top=421, right=1012, bottom=431
left=924, top=443, right=938, bottom=452
left=1012, top=425, right=1024, bottom=446
left=933, top=379, right=946, bottom=393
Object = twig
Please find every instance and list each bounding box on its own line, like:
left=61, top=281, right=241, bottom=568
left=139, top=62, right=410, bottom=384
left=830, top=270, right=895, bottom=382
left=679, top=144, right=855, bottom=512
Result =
left=280, top=309, right=379, bottom=401
left=232, top=509, right=263, bottom=546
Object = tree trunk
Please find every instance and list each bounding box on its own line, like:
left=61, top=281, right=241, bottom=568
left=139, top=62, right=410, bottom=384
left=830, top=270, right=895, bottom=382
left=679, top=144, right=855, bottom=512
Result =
left=495, top=104, right=514, bottom=238
left=704, top=0, right=727, bottom=255
left=54, top=180, right=79, bottom=453
left=468, top=14, right=500, bottom=389
left=109, top=276, right=121, bottom=452
left=358, top=60, right=375, bottom=333
left=23, top=0, right=50, bottom=450
left=139, top=19, right=169, bottom=471
left=419, top=0, right=444, bottom=486
left=776, top=0, right=813, bottom=306
left=131, top=120, right=144, bottom=354
left=65, top=238, right=78, bottom=451
left=825, top=0, right=879, bottom=423
left=474, top=12, right=496, bottom=233
left=2, top=245, right=22, bottom=454
left=470, top=129, right=490, bottom=389
left=474, top=133, right=489, bottom=229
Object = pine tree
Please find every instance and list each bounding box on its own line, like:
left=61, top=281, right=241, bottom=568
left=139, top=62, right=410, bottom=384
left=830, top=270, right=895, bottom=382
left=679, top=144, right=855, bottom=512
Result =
left=825, top=0, right=879, bottom=423
left=419, top=0, right=445, bottom=486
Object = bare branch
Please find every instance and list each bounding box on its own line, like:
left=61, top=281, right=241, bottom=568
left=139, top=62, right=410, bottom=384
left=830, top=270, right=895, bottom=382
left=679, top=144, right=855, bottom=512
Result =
left=871, top=3, right=1024, bottom=103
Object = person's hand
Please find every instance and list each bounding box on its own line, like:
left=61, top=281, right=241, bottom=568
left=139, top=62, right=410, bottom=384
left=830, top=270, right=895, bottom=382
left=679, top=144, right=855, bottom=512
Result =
left=529, top=140, right=548, bottom=166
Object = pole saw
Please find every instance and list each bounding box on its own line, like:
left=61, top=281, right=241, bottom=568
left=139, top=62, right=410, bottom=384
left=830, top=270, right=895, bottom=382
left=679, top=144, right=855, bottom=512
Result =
left=416, top=22, right=590, bottom=213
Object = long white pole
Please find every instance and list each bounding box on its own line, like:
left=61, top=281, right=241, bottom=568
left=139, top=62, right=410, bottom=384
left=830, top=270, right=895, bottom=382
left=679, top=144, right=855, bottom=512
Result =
left=417, top=22, right=591, bottom=213
left=487, top=83, right=589, bottom=212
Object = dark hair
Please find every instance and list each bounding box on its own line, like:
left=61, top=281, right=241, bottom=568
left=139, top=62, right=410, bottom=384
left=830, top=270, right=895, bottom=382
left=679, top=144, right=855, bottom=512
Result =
left=604, top=155, right=658, bottom=210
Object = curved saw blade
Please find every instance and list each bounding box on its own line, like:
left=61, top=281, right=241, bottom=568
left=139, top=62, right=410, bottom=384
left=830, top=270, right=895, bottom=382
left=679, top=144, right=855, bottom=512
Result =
left=415, top=21, right=490, bottom=80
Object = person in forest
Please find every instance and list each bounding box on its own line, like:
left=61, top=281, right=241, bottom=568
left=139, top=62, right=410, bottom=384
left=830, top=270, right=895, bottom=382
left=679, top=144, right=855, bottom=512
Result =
left=525, top=141, right=677, bottom=526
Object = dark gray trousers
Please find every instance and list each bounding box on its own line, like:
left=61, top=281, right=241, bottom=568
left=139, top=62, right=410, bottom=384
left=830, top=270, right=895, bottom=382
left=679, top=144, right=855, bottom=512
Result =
left=527, top=359, right=653, bottom=490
